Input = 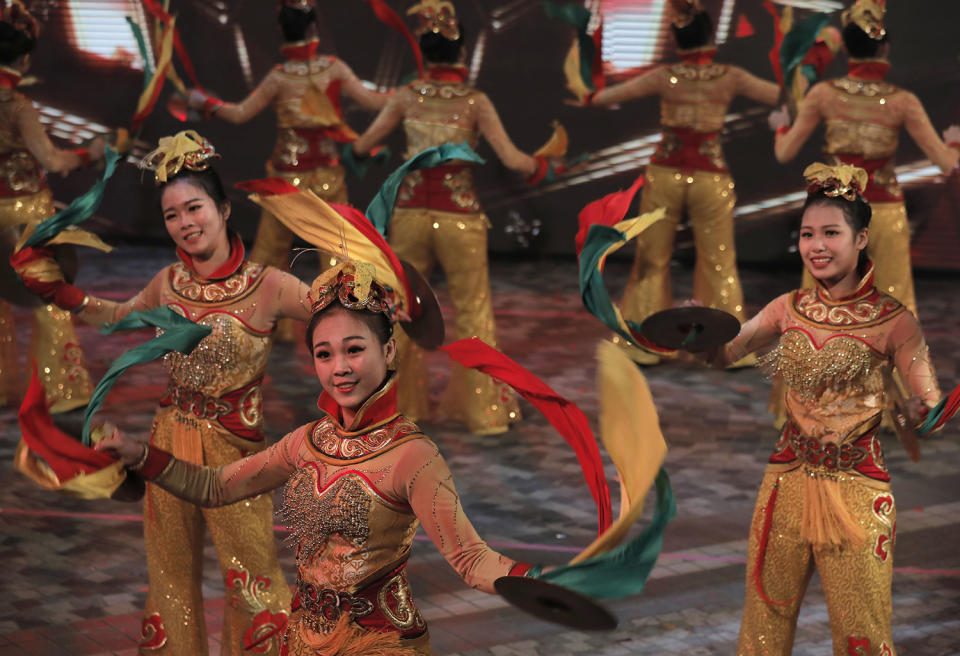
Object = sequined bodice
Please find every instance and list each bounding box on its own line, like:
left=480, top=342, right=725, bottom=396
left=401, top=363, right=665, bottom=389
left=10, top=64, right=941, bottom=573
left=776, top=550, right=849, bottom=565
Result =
left=403, top=80, right=480, bottom=158
left=0, top=90, right=29, bottom=154
left=274, top=56, right=343, bottom=129
left=659, top=63, right=732, bottom=132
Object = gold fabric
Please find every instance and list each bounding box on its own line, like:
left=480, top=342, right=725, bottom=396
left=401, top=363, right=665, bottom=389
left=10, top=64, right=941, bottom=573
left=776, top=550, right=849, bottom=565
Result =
left=0, top=299, right=15, bottom=405
left=620, top=164, right=746, bottom=340
left=27, top=303, right=92, bottom=413
left=389, top=207, right=520, bottom=434
left=824, top=119, right=899, bottom=161
left=143, top=407, right=291, bottom=656
left=738, top=469, right=897, bottom=656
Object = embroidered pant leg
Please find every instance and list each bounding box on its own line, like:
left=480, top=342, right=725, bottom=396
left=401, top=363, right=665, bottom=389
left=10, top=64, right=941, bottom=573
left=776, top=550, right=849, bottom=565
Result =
left=29, top=303, right=92, bottom=413
left=687, top=171, right=747, bottom=322
left=389, top=208, right=439, bottom=423
left=620, top=164, right=684, bottom=326
left=0, top=299, right=18, bottom=406
left=814, top=482, right=896, bottom=656
left=433, top=210, right=519, bottom=435
left=738, top=470, right=815, bottom=656
left=203, top=435, right=291, bottom=656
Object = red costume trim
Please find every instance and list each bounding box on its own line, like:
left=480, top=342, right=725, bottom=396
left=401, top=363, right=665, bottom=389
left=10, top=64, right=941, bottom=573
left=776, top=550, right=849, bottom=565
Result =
left=508, top=562, right=534, bottom=577
left=847, top=59, right=891, bottom=81
left=140, top=447, right=174, bottom=480
left=317, top=373, right=400, bottom=430
left=425, top=64, right=469, bottom=83
left=526, top=155, right=550, bottom=186
left=280, top=38, right=320, bottom=61
left=651, top=127, right=726, bottom=173
left=0, top=66, right=22, bottom=88
left=175, top=231, right=245, bottom=281
left=677, top=45, right=717, bottom=66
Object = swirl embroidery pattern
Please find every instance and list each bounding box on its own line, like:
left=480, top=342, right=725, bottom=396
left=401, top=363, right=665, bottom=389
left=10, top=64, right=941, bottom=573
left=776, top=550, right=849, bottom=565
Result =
left=169, top=261, right=265, bottom=304
left=311, top=417, right=422, bottom=460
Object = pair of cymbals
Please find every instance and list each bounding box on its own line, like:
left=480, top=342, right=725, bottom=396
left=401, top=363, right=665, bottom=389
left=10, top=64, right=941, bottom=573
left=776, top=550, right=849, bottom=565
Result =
left=0, top=227, right=78, bottom=307
left=495, top=576, right=617, bottom=631
left=639, top=306, right=740, bottom=352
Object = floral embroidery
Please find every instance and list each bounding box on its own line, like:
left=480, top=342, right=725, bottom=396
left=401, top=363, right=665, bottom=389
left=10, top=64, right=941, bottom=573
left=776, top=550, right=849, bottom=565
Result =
left=169, top=260, right=265, bottom=304
left=139, top=613, right=167, bottom=650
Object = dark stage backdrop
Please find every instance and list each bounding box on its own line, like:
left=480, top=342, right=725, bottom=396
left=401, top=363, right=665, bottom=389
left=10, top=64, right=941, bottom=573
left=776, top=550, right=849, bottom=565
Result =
left=30, top=0, right=960, bottom=267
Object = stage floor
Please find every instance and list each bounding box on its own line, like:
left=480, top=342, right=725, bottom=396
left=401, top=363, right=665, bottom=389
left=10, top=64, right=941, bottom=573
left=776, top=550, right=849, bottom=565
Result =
left=1, top=249, right=957, bottom=655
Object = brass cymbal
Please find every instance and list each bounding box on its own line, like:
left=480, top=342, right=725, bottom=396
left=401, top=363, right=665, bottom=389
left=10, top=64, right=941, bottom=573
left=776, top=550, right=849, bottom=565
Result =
left=0, top=226, right=77, bottom=307
left=397, top=260, right=445, bottom=350
left=640, top=306, right=740, bottom=352
left=494, top=576, right=618, bottom=631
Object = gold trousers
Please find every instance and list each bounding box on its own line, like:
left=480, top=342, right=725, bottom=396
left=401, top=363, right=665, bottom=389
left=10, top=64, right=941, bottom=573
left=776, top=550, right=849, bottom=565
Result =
left=801, top=201, right=915, bottom=316
left=738, top=468, right=897, bottom=656
left=141, top=408, right=291, bottom=655
left=389, top=208, right=519, bottom=435
left=621, top=164, right=747, bottom=327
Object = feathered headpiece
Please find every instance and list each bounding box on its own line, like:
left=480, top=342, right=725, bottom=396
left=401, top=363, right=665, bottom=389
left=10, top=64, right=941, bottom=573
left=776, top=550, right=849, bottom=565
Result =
left=804, top=162, right=869, bottom=202
left=408, top=0, right=459, bottom=41
left=0, top=0, right=38, bottom=40
left=841, top=0, right=886, bottom=40
left=139, top=130, right=219, bottom=184
left=668, top=0, right=702, bottom=29
left=309, top=260, right=398, bottom=321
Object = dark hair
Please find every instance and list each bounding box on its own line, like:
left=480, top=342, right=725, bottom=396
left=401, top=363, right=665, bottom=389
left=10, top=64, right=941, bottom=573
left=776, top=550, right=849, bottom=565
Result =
left=842, top=22, right=887, bottom=59
left=419, top=27, right=465, bottom=65
left=278, top=6, right=316, bottom=43
left=305, top=302, right=394, bottom=354
left=0, top=21, right=35, bottom=66
left=672, top=11, right=712, bottom=51
left=158, top=167, right=229, bottom=213
left=802, top=192, right=871, bottom=233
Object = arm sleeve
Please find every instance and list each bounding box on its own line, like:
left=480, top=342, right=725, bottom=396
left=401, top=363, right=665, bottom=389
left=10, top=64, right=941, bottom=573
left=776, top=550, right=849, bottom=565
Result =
left=276, top=271, right=313, bottom=322
left=474, top=93, right=538, bottom=176
left=77, top=268, right=165, bottom=327
left=774, top=83, right=826, bottom=163
left=351, top=91, right=409, bottom=156
left=591, top=68, right=663, bottom=107
left=214, top=72, right=281, bottom=124
left=889, top=312, right=941, bottom=408
left=17, top=99, right=84, bottom=174
left=397, top=439, right=518, bottom=593
left=901, top=91, right=960, bottom=173
left=734, top=66, right=781, bottom=106
left=714, top=294, right=788, bottom=367
left=150, top=427, right=304, bottom=507
left=333, top=59, right=392, bottom=112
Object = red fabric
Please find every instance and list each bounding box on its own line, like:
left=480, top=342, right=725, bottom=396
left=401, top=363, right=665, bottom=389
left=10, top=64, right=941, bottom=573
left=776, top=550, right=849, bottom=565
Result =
left=18, top=367, right=116, bottom=481
left=393, top=164, right=479, bottom=214
left=763, top=0, right=785, bottom=85
left=316, top=378, right=399, bottom=430
left=269, top=125, right=351, bottom=169
left=677, top=46, right=717, bottom=66
left=591, top=21, right=606, bottom=92
left=848, top=60, right=891, bottom=81
left=73, top=148, right=92, bottom=167
left=159, top=377, right=265, bottom=442
left=140, top=0, right=203, bottom=89
left=363, top=0, right=424, bottom=77
left=441, top=337, right=613, bottom=536
left=131, top=55, right=172, bottom=130
left=928, top=384, right=960, bottom=433
left=0, top=68, right=21, bottom=89
left=526, top=155, right=549, bottom=187
left=10, top=246, right=86, bottom=309
left=202, top=97, right=223, bottom=119
left=175, top=231, right=245, bottom=280
left=802, top=40, right=837, bottom=78
left=775, top=125, right=789, bottom=137
left=140, top=447, right=173, bottom=480
left=280, top=39, right=319, bottom=61
left=508, top=562, right=534, bottom=577
left=832, top=154, right=902, bottom=202
left=735, top=13, right=755, bottom=38
left=651, top=127, right=726, bottom=173
left=425, top=65, right=468, bottom=83
left=574, top=174, right=645, bottom=256
left=235, top=177, right=301, bottom=195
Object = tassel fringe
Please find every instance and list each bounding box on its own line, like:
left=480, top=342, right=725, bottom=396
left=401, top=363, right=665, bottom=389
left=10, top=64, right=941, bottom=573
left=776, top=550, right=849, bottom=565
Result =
left=294, top=615, right=421, bottom=656
left=800, top=472, right=865, bottom=549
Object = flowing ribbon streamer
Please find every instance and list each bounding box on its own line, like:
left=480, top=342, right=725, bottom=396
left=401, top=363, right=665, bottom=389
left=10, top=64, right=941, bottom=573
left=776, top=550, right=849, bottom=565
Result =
left=441, top=337, right=612, bottom=536
left=17, top=148, right=122, bottom=251
left=140, top=0, right=204, bottom=90
left=131, top=11, right=176, bottom=130
left=364, top=142, right=485, bottom=237
left=543, top=1, right=604, bottom=103
left=363, top=0, right=424, bottom=78
left=918, top=384, right=960, bottom=436
left=81, top=307, right=212, bottom=445
left=126, top=16, right=154, bottom=92
left=574, top=174, right=645, bottom=255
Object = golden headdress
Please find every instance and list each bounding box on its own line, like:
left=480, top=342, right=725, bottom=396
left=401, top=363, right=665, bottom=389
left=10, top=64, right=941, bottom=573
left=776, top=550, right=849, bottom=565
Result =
left=804, top=162, right=869, bottom=202
left=309, top=260, right=398, bottom=321
left=0, top=0, right=39, bottom=40
left=668, top=0, right=703, bottom=29
left=408, top=0, right=459, bottom=41
left=139, top=130, right=219, bottom=184
left=841, top=0, right=886, bottom=40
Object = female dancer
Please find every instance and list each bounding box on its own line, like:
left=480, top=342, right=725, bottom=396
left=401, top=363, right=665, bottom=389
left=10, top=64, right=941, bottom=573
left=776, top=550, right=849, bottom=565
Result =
left=770, top=0, right=960, bottom=317
left=0, top=1, right=106, bottom=411
left=707, top=163, right=940, bottom=654
left=13, top=131, right=309, bottom=654
left=94, top=258, right=534, bottom=655
left=350, top=0, right=544, bottom=434
left=187, top=0, right=390, bottom=338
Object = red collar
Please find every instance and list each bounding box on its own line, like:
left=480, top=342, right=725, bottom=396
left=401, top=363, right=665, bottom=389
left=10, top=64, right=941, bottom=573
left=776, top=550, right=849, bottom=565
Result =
left=847, top=59, right=890, bottom=81
left=814, top=260, right=876, bottom=303
left=0, top=66, right=22, bottom=89
left=316, top=372, right=399, bottom=432
left=281, top=38, right=320, bottom=62
left=425, top=64, right=468, bottom=83
left=677, top=46, right=717, bottom=66
left=175, top=231, right=245, bottom=281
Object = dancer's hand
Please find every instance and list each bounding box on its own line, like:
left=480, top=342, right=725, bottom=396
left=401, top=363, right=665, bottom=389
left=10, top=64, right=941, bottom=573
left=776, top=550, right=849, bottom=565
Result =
left=187, top=88, right=209, bottom=110
left=88, top=136, right=107, bottom=161
left=768, top=105, right=791, bottom=132
left=943, top=125, right=960, bottom=147
left=905, top=396, right=930, bottom=427
left=95, top=426, right=149, bottom=469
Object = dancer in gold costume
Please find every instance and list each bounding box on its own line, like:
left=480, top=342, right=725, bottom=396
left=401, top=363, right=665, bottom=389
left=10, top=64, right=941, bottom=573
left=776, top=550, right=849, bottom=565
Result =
left=588, top=0, right=779, bottom=365
left=187, top=0, right=390, bottom=339
left=0, top=2, right=106, bottom=411
left=95, top=259, right=535, bottom=655
left=350, top=1, right=544, bottom=434
left=707, top=164, right=940, bottom=655
left=14, top=132, right=313, bottom=655
left=771, top=0, right=959, bottom=317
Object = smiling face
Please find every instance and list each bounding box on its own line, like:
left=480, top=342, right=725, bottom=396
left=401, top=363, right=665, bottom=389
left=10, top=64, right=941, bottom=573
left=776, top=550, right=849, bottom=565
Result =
left=161, top=178, right=230, bottom=260
left=798, top=203, right=868, bottom=287
left=311, top=307, right=396, bottom=419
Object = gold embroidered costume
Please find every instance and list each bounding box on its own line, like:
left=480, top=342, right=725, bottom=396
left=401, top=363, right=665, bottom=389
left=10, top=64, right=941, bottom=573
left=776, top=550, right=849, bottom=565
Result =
left=714, top=264, right=940, bottom=656
left=591, top=46, right=779, bottom=363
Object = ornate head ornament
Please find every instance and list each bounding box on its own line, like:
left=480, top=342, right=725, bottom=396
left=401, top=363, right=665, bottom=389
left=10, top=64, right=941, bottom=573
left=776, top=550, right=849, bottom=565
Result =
left=804, top=162, right=869, bottom=202
left=841, top=0, right=886, bottom=40
left=408, top=0, right=460, bottom=41
left=309, top=260, right=398, bottom=321
left=139, top=130, right=220, bottom=184
left=668, top=0, right=703, bottom=29
left=0, top=0, right=39, bottom=41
